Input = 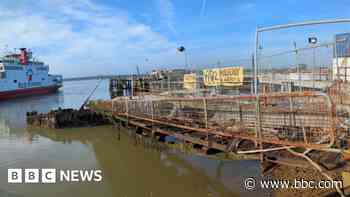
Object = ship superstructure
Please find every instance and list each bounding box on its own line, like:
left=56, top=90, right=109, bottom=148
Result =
left=0, top=48, right=62, bottom=100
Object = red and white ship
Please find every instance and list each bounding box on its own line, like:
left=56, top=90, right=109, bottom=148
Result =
left=0, top=48, right=62, bottom=100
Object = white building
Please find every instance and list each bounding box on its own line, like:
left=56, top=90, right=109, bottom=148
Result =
left=333, top=33, right=350, bottom=81
left=333, top=57, right=350, bottom=81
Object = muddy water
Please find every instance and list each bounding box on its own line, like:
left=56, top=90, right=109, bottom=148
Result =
left=0, top=80, right=264, bottom=197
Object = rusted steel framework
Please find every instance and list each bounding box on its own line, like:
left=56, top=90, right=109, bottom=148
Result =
left=109, top=91, right=337, bottom=150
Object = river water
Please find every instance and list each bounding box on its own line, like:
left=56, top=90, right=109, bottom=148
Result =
left=0, top=80, right=264, bottom=197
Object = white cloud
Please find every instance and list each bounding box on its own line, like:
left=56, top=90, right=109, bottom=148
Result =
left=0, top=0, right=177, bottom=77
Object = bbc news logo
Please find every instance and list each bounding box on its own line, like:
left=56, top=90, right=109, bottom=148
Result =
left=8, top=169, right=102, bottom=183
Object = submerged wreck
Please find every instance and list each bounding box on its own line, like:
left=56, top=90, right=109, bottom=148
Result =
left=26, top=108, right=110, bottom=129
left=27, top=79, right=110, bottom=129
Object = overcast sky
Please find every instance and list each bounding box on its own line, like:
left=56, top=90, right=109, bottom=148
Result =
left=0, top=0, right=350, bottom=77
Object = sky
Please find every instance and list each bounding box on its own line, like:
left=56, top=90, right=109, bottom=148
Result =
left=0, top=0, right=350, bottom=77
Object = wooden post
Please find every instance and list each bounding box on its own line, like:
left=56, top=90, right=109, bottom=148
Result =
left=231, top=103, right=235, bottom=122
left=167, top=73, right=170, bottom=94
left=125, top=98, right=129, bottom=127
left=118, top=121, right=121, bottom=140
left=111, top=99, right=114, bottom=112
left=238, top=100, right=243, bottom=123
left=203, top=98, right=208, bottom=129
left=151, top=100, right=155, bottom=143
left=203, top=98, right=209, bottom=148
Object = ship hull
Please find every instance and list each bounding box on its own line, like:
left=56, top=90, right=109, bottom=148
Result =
left=0, top=85, right=61, bottom=101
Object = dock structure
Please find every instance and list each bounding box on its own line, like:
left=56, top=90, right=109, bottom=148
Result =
left=100, top=90, right=339, bottom=152
left=101, top=69, right=350, bottom=154
left=82, top=68, right=350, bottom=196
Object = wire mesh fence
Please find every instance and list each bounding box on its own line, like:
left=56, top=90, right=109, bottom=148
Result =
left=111, top=91, right=335, bottom=148
left=109, top=41, right=338, bottom=99
left=257, top=43, right=334, bottom=94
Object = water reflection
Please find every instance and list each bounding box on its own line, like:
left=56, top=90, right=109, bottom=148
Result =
left=27, top=127, right=241, bottom=197
left=0, top=93, right=62, bottom=129
left=0, top=119, right=10, bottom=138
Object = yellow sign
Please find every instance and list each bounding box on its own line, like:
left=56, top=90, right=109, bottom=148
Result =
left=342, top=171, right=350, bottom=188
left=203, top=67, right=244, bottom=86
left=183, top=73, right=196, bottom=90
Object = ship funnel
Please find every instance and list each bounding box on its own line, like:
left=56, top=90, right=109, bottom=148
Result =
left=20, top=48, right=29, bottom=65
